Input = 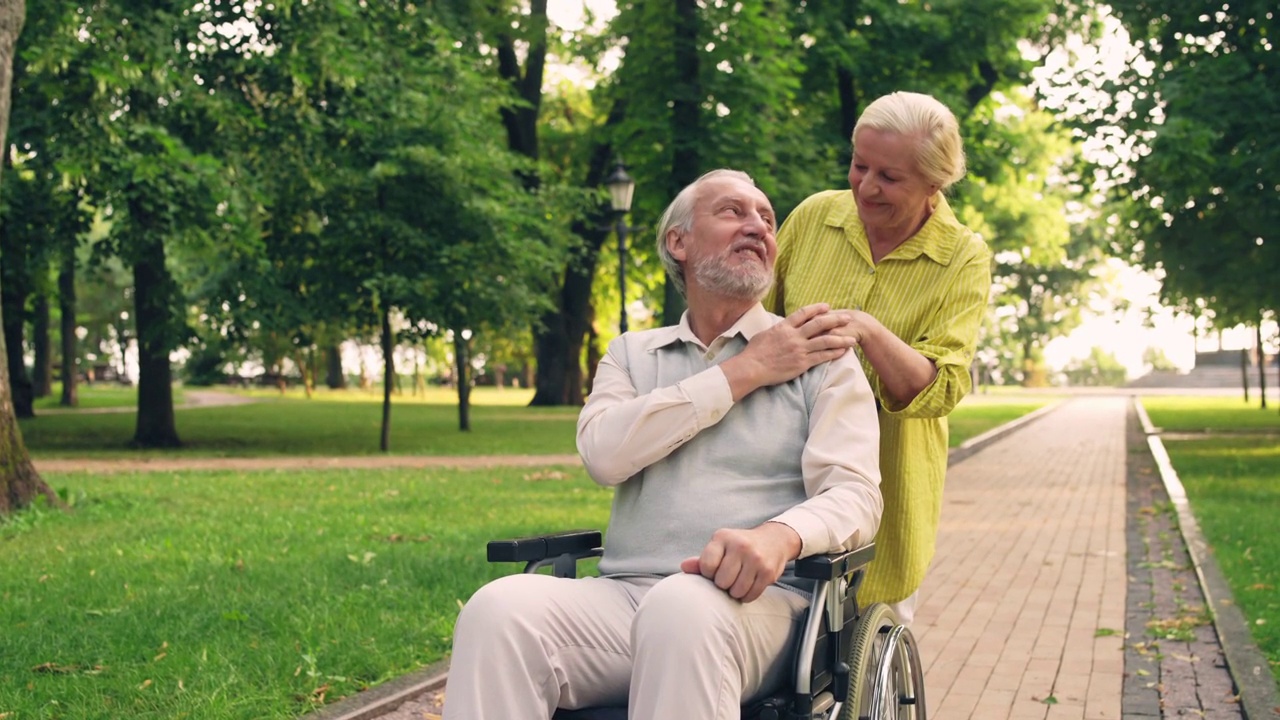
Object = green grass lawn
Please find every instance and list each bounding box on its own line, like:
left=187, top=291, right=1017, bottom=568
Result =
left=33, top=384, right=185, bottom=412
left=1, top=465, right=611, bottom=720
left=1140, top=393, right=1280, bottom=433
left=21, top=389, right=579, bottom=459
left=1140, top=396, right=1280, bottom=683
left=21, top=385, right=1047, bottom=458
left=949, top=393, right=1056, bottom=447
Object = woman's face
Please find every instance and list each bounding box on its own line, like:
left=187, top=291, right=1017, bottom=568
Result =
left=848, top=127, right=939, bottom=235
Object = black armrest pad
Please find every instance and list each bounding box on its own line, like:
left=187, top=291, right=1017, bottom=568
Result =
left=487, top=530, right=604, bottom=563
left=793, top=544, right=876, bottom=581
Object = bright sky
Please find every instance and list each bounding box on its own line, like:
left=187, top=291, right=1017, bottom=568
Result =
left=1042, top=261, right=1197, bottom=374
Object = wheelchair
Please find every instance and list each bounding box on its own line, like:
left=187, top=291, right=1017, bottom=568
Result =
left=487, top=530, right=927, bottom=720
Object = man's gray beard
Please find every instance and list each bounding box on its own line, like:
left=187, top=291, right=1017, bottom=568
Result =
left=692, top=255, right=772, bottom=301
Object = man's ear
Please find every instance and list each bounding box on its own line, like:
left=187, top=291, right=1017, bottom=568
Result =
left=667, top=228, right=688, bottom=261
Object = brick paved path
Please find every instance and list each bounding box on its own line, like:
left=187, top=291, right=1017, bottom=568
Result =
left=914, top=395, right=1130, bottom=719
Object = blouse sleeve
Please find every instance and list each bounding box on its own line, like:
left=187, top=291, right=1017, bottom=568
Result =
left=881, top=237, right=992, bottom=418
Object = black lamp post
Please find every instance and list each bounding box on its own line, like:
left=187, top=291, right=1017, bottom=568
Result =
left=604, top=158, right=636, bottom=334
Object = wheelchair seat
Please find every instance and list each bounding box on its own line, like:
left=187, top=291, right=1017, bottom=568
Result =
left=486, top=530, right=926, bottom=720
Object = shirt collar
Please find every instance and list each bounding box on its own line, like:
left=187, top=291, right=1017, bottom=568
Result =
left=826, top=193, right=967, bottom=266
left=639, top=303, right=774, bottom=352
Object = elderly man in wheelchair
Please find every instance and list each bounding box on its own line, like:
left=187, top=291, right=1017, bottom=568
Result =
left=443, top=169, right=925, bottom=720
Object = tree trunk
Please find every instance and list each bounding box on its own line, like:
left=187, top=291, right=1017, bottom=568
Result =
left=664, top=0, right=701, bottom=327
left=585, top=307, right=601, bottom=396
left=531, top=231, right=610, bottom=405
left=0, top=277, right=31, bottom=417
left=380, top=307, right=393, bottom=452
left=325, top=343, right=345, bottom=389
left=531, top=312, right=572, bottom=405
left=1241, top=345, right=1250, bottom=403
left=58, top=253, right=77, bottom=407
left=454, top=331, right=471, bottom=432
left=293, top=350, right=314, bottom=399
left=1258, top=323, right=1268, bottom=410
left=0, top=0, right=57, bottom=516
left=495, top=0, right=546, bottom=186
left=32, top=290, right=50, bottom=397
left=0, top=347, right=54, bottom=514
left=529, top=102, right=625, bottom=406
left=494, top=0, right=571, bottom=406
left=131, top=235, right=181, bottom=448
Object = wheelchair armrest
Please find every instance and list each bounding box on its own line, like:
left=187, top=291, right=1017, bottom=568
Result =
left=793, top=543, right=876, bottom=581
left=487, top=529, right=604, bottom=564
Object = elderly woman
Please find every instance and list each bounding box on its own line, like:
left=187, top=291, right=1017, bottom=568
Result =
left=766, top=91, right=992, bottom=625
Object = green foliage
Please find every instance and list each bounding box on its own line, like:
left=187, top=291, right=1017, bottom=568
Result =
left=6, top=0, right=1107, bottom=414
left=1143, top=346, right=1178, bottom=373
left=1061, top=346, right=1128, bottom=387
left=0, top=466, right=612, bottom=718
left=1050, top=0, right=1279, bottom=324
left=961, top=94, right=1101, bottom=384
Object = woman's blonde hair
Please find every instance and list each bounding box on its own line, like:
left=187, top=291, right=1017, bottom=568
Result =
left=853, top=91, right=966, bottom=191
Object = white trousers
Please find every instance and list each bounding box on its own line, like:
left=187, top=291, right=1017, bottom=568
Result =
left=887, top=590, right=918, bottom=628
left=441, top=572, right=810, bottom=720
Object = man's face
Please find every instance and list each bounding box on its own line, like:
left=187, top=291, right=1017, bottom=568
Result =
left=670, top=177, right=777, bottom=301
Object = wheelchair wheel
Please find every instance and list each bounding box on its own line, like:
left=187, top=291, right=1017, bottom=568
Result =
left=839, top=603, right=927, bottom=720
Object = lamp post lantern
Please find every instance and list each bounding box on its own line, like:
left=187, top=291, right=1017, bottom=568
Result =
left=604, top=158, right=636, bottom=334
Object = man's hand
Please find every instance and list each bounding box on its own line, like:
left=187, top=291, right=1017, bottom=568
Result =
left=679, top=523, right=803, bottom=603
left=721, top=304, right=857, bottom=401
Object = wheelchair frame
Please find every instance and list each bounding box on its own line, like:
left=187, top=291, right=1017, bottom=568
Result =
left=487, top=530, right=926, bottom=720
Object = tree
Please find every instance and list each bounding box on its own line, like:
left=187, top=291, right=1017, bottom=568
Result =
left=0, top=0, right=58, bottom=516
left=15, top=1, right=249, bottom=447
left=441, top=2, right=611, bottom=407
left=1062, top=346, right=1128, bottom=387
left=1046, top=2, right=1278, bottom=386
left=608, top=0, right=818, bottom=320
left=961, top=94, right=1102, bottom=384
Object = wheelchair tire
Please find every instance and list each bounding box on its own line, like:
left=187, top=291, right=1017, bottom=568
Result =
left=839, top=603, right=927, bottom=720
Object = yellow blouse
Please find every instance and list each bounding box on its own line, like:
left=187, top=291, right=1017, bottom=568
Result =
left=766, top=189, right=992, bottom=604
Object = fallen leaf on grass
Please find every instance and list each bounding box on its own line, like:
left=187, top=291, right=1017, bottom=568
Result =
left=138, top=679, right=152, bottom=690
left=31, top=663, right=79, bottom=675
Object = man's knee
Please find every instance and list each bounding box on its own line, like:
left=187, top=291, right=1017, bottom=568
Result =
left=633, top=573, right=742, bottom=647
left=454, top=574, right=553, bottom=647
